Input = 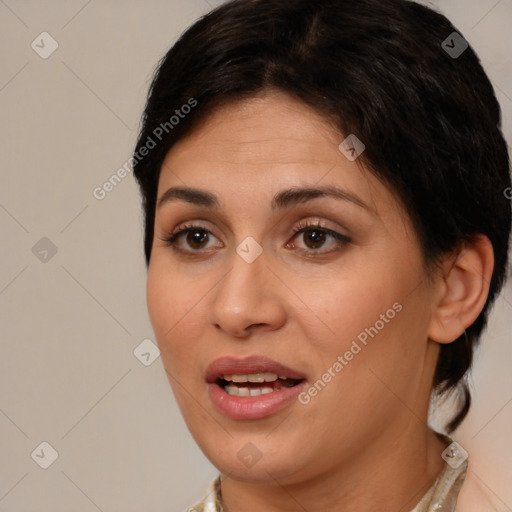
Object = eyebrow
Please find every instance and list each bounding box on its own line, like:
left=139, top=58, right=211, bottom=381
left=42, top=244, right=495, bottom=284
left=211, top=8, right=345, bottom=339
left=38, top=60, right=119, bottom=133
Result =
left=157, top=184, right=373, bottom=213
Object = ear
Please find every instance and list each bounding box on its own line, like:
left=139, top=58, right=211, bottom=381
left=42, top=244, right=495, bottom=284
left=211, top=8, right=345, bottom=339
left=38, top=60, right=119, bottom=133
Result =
left=428, top=234, right=494, bottom=344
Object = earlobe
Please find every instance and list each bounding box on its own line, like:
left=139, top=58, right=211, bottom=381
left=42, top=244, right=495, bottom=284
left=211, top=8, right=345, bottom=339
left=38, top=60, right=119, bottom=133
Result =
left=428, top=235, right=494, bottom=344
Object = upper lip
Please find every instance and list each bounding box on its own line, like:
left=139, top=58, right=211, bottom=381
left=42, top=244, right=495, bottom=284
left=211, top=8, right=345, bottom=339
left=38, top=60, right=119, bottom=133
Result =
left=205, top=355, right=307, bottom=383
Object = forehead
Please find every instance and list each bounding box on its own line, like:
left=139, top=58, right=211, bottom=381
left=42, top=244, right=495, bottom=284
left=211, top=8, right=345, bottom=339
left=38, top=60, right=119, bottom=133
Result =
left=156, top=92, right=404, bottom=225
left=161, top=93, right=364, bottom=185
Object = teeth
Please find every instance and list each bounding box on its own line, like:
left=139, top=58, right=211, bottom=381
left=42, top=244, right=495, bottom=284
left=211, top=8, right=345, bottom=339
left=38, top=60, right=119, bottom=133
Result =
left=225, top=385, right=276, bottom=397
left=231, top=374, right=247, bottom=382
left=223, top=372, right=279, bottom=383
left=223, top=379, right=296, bottom=397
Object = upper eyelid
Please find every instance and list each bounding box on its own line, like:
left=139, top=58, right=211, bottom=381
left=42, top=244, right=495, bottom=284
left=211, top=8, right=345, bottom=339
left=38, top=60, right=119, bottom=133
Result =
left=168, top=218, right=345, bottom=236
left=163, top=227, right=348, bottom=261
left=156, top=195, right=369, bottom=234
left=165, top=220, right=349, bottom=247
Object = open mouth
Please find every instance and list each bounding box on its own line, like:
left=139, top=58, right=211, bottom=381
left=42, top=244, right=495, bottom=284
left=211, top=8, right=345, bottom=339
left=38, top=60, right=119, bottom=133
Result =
left=216, top=373, right=304, bottom=397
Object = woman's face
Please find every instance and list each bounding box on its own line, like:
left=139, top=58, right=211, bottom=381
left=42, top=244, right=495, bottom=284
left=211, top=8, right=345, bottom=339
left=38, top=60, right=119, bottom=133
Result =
left=147, top=91, right=441, bottom=483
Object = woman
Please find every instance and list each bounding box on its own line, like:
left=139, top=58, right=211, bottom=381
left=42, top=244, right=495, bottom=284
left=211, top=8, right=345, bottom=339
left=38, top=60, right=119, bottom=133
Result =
left=132, top=0, right=511, bottom=510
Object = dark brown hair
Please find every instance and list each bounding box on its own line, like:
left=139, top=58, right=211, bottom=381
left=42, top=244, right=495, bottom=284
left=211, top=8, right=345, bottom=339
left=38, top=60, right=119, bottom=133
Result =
left=133, top=0, right=511, bottom=432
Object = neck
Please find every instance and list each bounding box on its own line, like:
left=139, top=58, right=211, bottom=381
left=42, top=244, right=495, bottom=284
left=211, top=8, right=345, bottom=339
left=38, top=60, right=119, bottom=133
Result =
left=220, top=426, right=449, bottom=512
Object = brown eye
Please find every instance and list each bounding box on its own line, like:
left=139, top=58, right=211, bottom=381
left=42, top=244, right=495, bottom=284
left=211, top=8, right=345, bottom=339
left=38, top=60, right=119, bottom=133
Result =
left=185, top=229, right=209, bottom=249
left=288, top=221, right=351, bottom=255
left=162, top=224, right=220, bottom=252
left=301, top=228, right=328, bottom=249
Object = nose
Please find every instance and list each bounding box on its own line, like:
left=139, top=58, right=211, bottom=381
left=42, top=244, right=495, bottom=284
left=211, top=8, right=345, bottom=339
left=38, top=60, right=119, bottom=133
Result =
left=208, top=245, right=287, bottom=339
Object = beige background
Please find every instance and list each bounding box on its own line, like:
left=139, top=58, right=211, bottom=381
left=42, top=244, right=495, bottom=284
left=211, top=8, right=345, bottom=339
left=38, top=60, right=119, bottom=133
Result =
left=0, top=0, right=511, bottom=510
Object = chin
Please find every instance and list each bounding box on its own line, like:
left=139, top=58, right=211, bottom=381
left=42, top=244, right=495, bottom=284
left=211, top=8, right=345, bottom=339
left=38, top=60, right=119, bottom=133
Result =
left=196, top=434, right=314, bottom=484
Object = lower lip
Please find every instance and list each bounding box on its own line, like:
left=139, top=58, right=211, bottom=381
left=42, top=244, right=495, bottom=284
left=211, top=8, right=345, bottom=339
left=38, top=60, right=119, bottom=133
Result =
left=208, top=381, right=307, bottom=420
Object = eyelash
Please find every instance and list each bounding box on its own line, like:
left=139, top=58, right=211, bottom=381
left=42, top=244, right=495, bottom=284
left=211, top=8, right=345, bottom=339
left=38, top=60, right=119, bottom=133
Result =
left=161, top=220, right=351, bottom=256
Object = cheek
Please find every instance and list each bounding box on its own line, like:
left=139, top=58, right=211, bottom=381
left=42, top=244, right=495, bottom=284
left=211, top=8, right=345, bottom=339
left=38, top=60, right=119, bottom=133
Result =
left=318, top=282, right=429, bottom=408
left=295, top=258, right=428, bottom=390
left=146, top=262, right=175, bottom=336
left=146, top=259, right=206, bottom=365
left=293, top=266, right=398, bottom=352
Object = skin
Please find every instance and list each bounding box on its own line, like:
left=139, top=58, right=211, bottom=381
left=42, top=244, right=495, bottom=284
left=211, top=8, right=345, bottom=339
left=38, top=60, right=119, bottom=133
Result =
left=146, top=90, right=494, bottom=512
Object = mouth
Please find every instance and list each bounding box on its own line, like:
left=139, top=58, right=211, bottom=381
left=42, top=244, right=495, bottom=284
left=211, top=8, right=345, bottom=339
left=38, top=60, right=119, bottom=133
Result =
left=216, top=373, right=304, bottom=397
left=205, top=355, right=307, bottom=420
